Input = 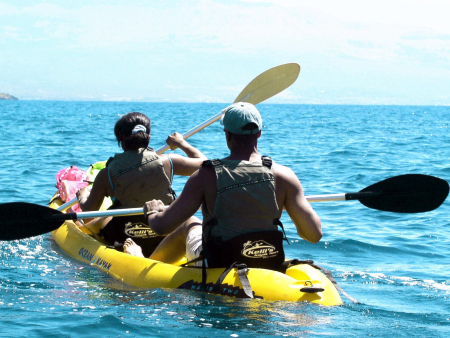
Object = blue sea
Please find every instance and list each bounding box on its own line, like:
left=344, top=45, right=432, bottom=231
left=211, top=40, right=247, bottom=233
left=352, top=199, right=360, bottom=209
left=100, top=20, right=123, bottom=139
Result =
left=0, top=101, right=449, bottom=337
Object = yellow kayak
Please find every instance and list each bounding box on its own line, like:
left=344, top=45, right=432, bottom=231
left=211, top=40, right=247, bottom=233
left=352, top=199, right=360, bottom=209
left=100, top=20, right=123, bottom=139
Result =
left=49, top=197, right=343, bottom=306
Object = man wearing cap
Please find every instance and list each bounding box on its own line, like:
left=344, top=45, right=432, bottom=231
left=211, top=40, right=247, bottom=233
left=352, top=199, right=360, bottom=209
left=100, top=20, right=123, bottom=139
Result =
left=124, top=102, right=322, bottom=270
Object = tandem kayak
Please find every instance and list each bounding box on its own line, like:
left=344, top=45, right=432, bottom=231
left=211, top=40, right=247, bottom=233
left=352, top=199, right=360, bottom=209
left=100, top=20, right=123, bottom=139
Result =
left=49, top=197, right=343, bottom=306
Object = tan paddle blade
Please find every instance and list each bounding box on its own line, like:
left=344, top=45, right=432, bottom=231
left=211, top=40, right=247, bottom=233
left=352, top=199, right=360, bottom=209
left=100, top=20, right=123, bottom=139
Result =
left=234, top=63, right=300, bottom=104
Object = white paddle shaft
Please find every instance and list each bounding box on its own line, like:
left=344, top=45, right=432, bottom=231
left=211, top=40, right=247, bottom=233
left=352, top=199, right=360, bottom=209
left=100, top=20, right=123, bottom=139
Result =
left=57, top=206, right=171, bottom=221
left=306, top=194, right=347, bottom=203
left=156, top=111, right=223, bottom=154
left=57, top=199, right=78, bottom=211
left=71, top=207, right=144, bottom=219
left=63, top=193, right=349, bottom=221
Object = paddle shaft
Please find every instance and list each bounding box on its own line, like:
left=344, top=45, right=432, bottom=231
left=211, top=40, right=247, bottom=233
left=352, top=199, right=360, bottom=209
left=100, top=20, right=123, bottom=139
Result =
left=57, top=191, right=371, bottom=212
left=306, top=192, right=378, bottom=203
left=156, top=111, right=223, bottom=154
left=57, top=199, right=78, bottom=211
left=54, top=207, right=145, bottom=221
left=56, top=192, right=379, bottom=221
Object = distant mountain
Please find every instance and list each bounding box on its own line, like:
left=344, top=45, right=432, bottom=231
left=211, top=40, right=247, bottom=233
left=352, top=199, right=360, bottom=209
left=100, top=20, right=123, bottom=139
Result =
left=0, top=93, right=18, bottom=100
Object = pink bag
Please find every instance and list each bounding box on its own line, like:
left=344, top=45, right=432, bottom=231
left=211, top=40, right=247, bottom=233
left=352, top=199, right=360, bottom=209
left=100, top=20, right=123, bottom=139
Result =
left=56, top=166, right=90, bottom=212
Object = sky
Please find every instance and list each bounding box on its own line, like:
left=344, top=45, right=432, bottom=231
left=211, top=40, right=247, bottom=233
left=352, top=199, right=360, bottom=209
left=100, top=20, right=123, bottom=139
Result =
left=1, top=0, right=449, bottom=105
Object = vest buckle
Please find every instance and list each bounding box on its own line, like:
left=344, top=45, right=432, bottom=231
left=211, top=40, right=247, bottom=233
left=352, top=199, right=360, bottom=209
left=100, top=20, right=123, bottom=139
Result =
left=261, top=156, right=272, bottom=169
left=211, top=159, right=222, bottom=166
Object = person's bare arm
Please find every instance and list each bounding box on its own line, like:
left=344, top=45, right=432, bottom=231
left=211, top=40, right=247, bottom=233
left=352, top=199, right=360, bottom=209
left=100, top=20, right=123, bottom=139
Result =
left=76, top=168, right=111, bottom=212
left=166, top=132, right=207, bottom=176
left=144, top=168, right=206, bottom=235
left=274, top=164, right=322, bottom=243
left=166, top=132, right=206, bottom=158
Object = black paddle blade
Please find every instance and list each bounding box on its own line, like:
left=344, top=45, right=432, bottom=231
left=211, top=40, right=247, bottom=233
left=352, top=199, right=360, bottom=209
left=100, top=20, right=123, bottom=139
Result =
left=356, top=174, right=449, bottom=213
left=0, top=202, right=64, bottom=241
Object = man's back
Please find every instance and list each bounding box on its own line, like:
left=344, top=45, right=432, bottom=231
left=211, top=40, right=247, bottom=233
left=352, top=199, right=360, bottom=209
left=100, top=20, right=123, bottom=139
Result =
left=196, top=159, right=322, bottom=243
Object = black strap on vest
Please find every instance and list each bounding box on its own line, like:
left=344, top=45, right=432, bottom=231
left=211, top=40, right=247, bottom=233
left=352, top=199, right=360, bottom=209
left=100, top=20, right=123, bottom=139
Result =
left=202, top=159, right=222, bottom=167
left=274, top=218, right=290, bottom=245
left=105, top=156, right=114, bottom=167
left=168, top=187, right=177, bottom=200
left=280, top=259, right=360, bottom=304
left=261, top=155, right=272, bottom=169
left=201, top=255, right=207, bottom=292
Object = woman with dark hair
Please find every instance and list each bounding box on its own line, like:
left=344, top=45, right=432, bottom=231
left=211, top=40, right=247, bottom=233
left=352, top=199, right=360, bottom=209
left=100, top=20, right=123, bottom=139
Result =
left=76, top=112, right=206, bottom=256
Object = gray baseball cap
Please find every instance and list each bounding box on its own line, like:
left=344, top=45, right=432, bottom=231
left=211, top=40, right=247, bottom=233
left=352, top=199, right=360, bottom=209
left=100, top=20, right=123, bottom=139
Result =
left=220, top=102, right=262, bottom=135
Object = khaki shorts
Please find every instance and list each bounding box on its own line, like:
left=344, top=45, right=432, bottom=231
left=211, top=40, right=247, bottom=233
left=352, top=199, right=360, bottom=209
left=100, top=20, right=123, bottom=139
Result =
left=186, top=225, right=203, bottom=267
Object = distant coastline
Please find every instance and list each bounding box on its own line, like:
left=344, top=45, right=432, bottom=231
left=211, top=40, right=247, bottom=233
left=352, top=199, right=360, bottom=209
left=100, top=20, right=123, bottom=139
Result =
left=0, top=93, right=18, bottom=100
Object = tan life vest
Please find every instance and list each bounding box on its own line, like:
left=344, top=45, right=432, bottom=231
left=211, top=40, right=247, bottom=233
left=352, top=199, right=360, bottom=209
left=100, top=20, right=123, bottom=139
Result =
left=107, top=148, right=175, bottom=208
left=204, top=157, right=280, bottom=242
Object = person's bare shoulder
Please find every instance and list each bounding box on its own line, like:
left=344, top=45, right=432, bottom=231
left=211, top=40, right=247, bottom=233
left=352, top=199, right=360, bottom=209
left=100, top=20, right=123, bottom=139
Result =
left=176, top=163, right=215, bottom=194
left=272, top=162, right=299, bottom=187
left=185, top=164, right=217, bottom=213
left=195, top=164, right=216, bottom=188
left=93, top=168, right=109, bottom=190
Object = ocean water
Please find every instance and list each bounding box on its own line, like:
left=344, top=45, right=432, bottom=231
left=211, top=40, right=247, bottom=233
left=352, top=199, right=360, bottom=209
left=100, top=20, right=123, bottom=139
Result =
left=0, top=101, right=449, bottom=337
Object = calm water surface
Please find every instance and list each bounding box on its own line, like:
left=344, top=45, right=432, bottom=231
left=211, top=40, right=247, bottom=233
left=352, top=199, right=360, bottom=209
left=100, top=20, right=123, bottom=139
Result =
left=0, top=101, right=449, bottom=337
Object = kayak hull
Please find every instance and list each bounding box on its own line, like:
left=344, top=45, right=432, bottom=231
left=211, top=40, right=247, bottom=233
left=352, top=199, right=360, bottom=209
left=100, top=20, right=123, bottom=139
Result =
left=50, top=198, right=343, bottom=305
